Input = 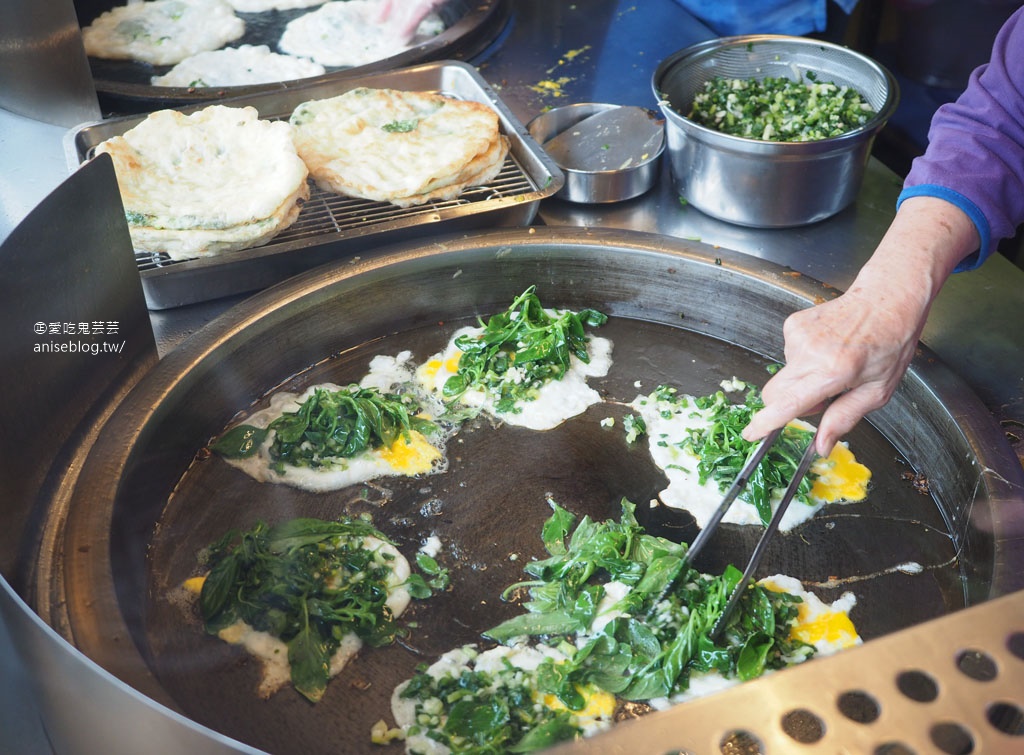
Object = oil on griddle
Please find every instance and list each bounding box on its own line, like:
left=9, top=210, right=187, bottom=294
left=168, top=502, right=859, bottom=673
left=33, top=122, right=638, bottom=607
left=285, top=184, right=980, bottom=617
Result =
left=143, top=314, right=963, bottom=755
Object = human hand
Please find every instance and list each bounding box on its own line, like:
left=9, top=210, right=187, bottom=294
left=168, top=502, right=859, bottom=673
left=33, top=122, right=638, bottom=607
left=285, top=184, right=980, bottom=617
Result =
left=742, top=288, right=927, bottom=456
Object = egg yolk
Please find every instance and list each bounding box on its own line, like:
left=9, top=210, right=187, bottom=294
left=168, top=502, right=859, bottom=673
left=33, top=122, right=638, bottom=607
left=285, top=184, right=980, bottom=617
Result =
left=761, top=579, right=860, bottom=649
left=183, top=575, right=206, bottom=594
left=538, top=684, right=617, bottom=719
left=421, top=353, right=463, bottom=383
left=809, top=441, right=871, bottom=503
left=791, top=605, right=860, bottom=649
left=377, top=430, right=440, bottom=475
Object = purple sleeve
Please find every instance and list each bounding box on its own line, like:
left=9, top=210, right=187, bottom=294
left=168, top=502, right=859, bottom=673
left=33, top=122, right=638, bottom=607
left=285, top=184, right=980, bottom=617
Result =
left=898, top=6, right=1024, bottom=272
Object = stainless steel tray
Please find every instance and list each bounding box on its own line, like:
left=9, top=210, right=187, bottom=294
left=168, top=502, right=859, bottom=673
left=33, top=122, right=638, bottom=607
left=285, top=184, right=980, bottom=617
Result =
left=65, top=61, right=564, bottom=310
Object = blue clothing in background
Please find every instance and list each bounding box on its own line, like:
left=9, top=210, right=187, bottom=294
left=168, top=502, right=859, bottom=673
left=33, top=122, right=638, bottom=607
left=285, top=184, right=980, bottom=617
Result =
left=672, top=0, right=859, bottom=36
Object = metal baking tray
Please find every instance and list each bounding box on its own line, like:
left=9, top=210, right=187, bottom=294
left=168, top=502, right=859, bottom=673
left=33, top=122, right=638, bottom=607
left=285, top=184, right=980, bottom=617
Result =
left=65, top=60, right=564, bottom=310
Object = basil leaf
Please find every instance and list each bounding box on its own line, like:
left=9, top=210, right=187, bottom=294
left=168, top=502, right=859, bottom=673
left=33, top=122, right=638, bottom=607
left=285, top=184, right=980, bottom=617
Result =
left=694, top=633, right=732, bottom=674
left=743, top=585, right=776, bottom=637
left=621, top=618, right=662, bottom=664
left=508, top=715, right=579, bottom=753
left=288, top=606, right=331, bottom=703
left=442, top=286, right=607, bottom=413
left=209, top=424, right=268, bottom=458
left=403, top=573, right=432, bottom=600
left=444, top=697, right=509, bottom=743
left=483, top=610, right=582, bottom=642
left=415, top=552, right=442, bottom=575
left=633, top=554, right=685, bottom=599
left=270, top=413, right=309, bottom=444
left=541, top=501, right=576, bottom=556
left=198, top=552, right=241, bottom=626
left=737, top=633, right=774, bottom=680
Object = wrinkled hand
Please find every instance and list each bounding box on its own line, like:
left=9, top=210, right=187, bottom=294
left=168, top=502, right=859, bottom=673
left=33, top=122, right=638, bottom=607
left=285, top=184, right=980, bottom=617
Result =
left=742, top=196, right=977, bottom=457
left=742, top=288, right=927, bottom=456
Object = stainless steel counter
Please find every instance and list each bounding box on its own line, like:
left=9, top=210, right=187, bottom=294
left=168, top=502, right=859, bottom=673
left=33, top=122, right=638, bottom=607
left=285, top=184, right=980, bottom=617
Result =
left=137, top=0, right=1023, bottom=431
left=1, top=1, right=1022, bottom=752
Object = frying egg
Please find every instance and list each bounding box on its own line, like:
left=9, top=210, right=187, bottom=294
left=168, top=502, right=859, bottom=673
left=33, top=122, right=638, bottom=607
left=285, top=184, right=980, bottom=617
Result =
left=650, top=573, right=861, bottom=710
left=390, top=643, right=615, bottom=754
left=536, top=683, right=618, bottom=726
left=417, top=325, right=613, bottom=430
left=220, top=380, right=447, bottom=492
left=809, top=439, right=872, bottom=503
left=759, top=573, right=861, bottom=655
left=185, top=536, right=411, bottom=698
left=631, top=388, right=870, bottom=531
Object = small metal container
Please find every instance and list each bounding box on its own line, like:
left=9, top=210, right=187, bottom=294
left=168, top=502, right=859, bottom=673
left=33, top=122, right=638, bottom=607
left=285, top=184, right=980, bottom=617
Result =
left=528, top=103, right=664, bottom=204
left=653, top=35, right=899, bottom=228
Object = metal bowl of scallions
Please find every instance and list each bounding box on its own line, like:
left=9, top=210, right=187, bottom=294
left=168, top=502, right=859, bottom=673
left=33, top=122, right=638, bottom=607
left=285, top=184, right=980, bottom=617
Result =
left=652, top=35, right=899, bottom=227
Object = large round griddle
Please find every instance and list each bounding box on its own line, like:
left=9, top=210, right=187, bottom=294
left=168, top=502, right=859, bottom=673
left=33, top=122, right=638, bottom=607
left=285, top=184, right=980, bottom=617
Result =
left=74, top=0, right=511, bottom=112
left=50, top=228, right=1024, bottom=753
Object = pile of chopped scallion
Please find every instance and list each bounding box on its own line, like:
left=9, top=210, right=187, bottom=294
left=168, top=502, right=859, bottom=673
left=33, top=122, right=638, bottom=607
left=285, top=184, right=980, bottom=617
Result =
left=687, top=74, right=875, bottom=142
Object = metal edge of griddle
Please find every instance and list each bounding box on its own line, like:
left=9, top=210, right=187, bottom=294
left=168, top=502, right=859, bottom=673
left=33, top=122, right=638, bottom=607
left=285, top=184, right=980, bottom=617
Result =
left=86, top=0, right=514, bottom=113
left=50, top=226, right=1024, bottom=752
left=61, top=60, right=565, bottom=310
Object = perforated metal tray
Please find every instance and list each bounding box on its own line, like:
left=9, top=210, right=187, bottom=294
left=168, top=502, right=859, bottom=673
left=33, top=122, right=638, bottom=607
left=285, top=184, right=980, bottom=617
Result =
left=65, top=61, right=564, bottom=309
left=551, top=588, right=1024, bottom=754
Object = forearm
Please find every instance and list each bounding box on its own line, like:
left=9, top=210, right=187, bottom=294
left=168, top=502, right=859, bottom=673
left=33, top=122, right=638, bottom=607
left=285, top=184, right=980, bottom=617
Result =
left=848, top=195, right=979, bottom=319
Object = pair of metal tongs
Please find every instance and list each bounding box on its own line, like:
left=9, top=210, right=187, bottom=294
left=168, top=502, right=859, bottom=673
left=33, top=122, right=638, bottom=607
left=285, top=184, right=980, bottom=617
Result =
left=685, top=425, right=820, bottom=640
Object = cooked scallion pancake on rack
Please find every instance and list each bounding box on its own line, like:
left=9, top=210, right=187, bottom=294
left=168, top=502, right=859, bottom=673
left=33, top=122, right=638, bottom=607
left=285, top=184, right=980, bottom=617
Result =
left=82, top=0, right=246, bottom=66
left=289, top=87, right=510, bottom=208
left=151, top=45, right=325, bottom=88
left=94, top=105, right=310, bottom=261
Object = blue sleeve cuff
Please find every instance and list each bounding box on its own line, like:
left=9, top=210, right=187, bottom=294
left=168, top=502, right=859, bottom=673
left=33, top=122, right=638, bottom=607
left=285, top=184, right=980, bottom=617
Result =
left=896, top=185, right=991, bottom=272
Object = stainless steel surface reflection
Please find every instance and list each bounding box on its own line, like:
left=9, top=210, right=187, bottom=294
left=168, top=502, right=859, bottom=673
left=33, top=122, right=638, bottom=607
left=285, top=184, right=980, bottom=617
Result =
left=527, top=103, right=664, bottom=203
left=0, top=0, right=99, bottom=126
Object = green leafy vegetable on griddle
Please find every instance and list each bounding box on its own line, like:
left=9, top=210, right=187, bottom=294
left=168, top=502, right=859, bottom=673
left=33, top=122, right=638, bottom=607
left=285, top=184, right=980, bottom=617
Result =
left=442, top=285, right=608, bottom=414
left=627, top=384, right=816, bottom=525
left=484, top=500, right=812, bottom=703
left=210, top=385, right=437, bottom=475
left=397, top=650, right=581, bottom=753
left=199, top=516, right=436, bottom=704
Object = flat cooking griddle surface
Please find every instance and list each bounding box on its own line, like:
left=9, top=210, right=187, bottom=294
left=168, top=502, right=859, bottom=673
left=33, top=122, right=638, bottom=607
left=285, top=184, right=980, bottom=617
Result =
left=142, top=315, right=963, bottom=754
